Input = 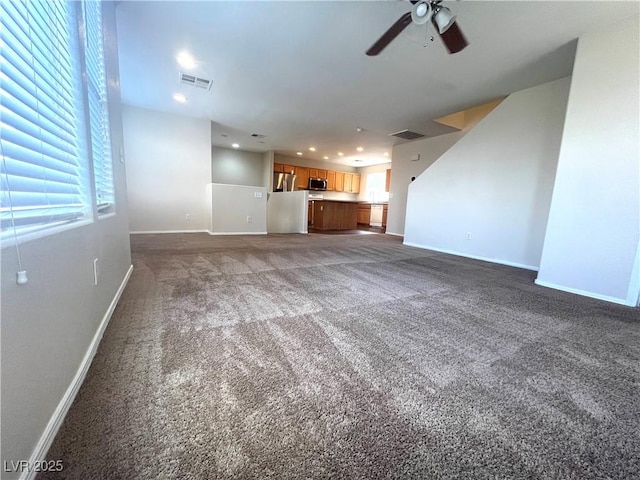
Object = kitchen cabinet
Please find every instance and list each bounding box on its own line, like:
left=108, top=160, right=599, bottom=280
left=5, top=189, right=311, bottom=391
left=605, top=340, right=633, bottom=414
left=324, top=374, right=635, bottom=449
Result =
left=351, top=174, right=360, bottom=194
left=344, top=173, right=353, bottom=193
left=335, top=172, right=344, bottom=192
left=342, top=173, right=360, bottom=194
left=357, top=204, right=371, bottom=225
left=382, top=204, right=388, bottom=228
left=327, top=171, right=336, bottom=191
left=312, top=200, right=358, bottom=230
left=318, top=169, right=328, bottom=179
left=274, top=163, right=296, bottom=174
left=294, top=166, right=309, bottom=190
left=385, top=169, right=391, bottom=192
left=309, top=168, right=318, bottom=178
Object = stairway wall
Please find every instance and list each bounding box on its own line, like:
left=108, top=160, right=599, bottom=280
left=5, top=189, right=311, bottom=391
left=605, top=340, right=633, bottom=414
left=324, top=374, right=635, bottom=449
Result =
left=403, top=77, right=571, bottom=270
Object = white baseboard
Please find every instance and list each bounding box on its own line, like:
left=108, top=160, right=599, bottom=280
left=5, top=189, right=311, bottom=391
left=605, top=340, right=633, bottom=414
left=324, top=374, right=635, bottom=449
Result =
left=207, top=231, right=267, bottom=236
left=129, top=230, right=208, bottom=234
left=21, top=264, right=134, bottom=480
left=534, top=279, right=633, bottom=306
left=385, top=231, right=404, bottom=237
left=403, top=241, right=539, bottom=271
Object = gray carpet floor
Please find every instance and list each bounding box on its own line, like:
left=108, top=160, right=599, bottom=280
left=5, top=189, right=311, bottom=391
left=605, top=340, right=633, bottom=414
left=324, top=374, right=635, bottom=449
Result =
left=42, top=233, right=639, bottom=479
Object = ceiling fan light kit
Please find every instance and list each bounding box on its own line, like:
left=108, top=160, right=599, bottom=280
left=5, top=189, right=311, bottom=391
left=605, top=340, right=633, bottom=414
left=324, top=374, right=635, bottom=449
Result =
left=367, top=0, right=468, bottom=56
left=411, top=1, right=432, bottom=25
left=433, top=6, right=456, bottom=34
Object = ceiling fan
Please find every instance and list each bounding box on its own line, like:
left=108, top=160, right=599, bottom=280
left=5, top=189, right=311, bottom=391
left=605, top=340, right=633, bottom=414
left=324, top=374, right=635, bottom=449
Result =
left=366, top=0, right=468, bottom=56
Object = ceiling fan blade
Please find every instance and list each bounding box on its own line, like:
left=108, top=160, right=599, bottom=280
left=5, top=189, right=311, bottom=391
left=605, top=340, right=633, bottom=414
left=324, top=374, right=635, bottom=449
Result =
left=434, top=20, right=468, bottom=54
left=366, top=12, right=412, bottom=56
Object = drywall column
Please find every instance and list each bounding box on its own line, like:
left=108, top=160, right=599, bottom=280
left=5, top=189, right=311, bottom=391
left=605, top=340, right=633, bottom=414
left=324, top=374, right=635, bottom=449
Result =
left=536, top=16, right=640, bottom=306
left=386, top=131, right=464, bottom=236
left=123, top=106, right=212, bottom=233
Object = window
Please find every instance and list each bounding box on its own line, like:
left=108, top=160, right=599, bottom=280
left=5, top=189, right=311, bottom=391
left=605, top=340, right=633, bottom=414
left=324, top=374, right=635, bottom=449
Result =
left=0, top=0, right=115, bottom=242
left=83, top=0, right=114, bottom=212
left=365, top=172, right=389, bottom=204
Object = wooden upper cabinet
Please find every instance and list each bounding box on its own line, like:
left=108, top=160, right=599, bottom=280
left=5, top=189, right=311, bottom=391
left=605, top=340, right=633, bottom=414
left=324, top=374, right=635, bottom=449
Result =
left=335, top=171, right=344, bottom=192
left=318, top=169, right=328, bottom=180
left=309, top=168, right=318, bottom=178
left=351, top=174, right=360, bottom=194
left=327, top=171, right=336, bottom=191
left=344, top=173, right=353, bottom=193
left=385, top=169, right=391, bottom=192
left=283, top=165, right=296, bottom=174
left=274, top=163, right=284, bottom=173
left=294, top=166, right=309, bottom=190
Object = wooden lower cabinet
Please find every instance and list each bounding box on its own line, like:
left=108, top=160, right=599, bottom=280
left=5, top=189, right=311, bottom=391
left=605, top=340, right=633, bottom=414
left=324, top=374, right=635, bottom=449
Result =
left=312, top=201, right=358, bottom=230
left=382, top=204, right=388, bottom=227
left=357, top=204, right=371, bottom=225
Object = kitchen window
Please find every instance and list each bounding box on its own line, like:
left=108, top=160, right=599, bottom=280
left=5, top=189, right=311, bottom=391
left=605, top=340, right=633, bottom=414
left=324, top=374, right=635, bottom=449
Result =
left=365, top=172, right=390, bottom=203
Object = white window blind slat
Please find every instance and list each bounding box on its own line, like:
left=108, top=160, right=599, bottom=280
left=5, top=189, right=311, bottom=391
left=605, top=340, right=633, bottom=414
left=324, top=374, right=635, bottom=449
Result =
left=1, top=0, right=92, bottom=236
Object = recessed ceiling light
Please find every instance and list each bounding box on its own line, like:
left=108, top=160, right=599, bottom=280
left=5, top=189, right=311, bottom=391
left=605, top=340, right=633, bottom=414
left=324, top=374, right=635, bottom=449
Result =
left=172, top=93, right=187, bottom=103
left=296, top=152, right=303, bottom=156
left=357, top=147, right=364, bottom=152
left=338, top=152, right=343, bottom=156
left=309, top=147, right=316, bottom=152
left=232, top=143, right=239, bottom=148
left=356, top=127, right=363, bottom=132
left=323, top=156, right=329, bottom=160
left=176, top=51, right=197, bottom=69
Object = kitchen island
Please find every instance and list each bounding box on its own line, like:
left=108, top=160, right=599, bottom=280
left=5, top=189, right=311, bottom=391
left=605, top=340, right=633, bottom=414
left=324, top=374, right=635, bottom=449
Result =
left=309, top=199, right=359, bottom=230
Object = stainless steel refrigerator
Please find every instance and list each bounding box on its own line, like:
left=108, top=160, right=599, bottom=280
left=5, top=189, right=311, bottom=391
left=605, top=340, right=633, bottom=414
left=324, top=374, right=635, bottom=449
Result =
left=273, top=172, right=297, bottom=192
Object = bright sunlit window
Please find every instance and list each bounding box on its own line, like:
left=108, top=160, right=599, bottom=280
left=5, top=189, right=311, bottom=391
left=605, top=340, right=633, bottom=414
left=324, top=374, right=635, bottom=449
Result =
left=1, top=0, right=115, bottom=242
left=365, top=172, right=389, bottom=203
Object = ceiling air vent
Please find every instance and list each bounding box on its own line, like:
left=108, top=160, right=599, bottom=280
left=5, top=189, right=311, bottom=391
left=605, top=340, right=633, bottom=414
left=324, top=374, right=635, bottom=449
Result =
left=389, top=129, right=425, bottom=140
left=179, top=72, right=213, bottom=90
left=250, top=133, right=267, bottom=138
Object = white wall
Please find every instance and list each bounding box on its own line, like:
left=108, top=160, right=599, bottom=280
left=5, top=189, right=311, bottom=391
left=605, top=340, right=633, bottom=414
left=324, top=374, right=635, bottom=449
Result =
left=123, top=106, right=211, bottom=233
left=537, top=16, right=640, bottom=306
left=210, top=184, right=267, bottom=234
left=1, top=3, right=132, bottom=476
left=267, top=191, right=308, bottom=234
left=387, top=131, right=465, bottom=236
left=404, top=77, right=571, bottom=270
left=212, top=146, right=266, bottom=187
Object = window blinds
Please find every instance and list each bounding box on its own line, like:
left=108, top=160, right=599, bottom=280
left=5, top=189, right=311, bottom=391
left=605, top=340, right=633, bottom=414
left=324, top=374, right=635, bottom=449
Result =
left=83, top=0, right=114, bottom=211
left=0, top=0, right=115, bottom=240
left=1, top=0, right=91, bottom=235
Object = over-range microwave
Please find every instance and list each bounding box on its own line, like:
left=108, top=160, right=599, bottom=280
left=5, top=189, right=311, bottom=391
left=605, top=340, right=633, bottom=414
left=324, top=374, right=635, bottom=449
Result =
left=308, top=178, right=327, bottom=191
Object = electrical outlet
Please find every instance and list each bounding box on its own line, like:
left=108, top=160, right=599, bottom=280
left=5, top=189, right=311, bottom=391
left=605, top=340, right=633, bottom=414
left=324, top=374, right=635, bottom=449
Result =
left=389, top=193, right=394, bottom=199
left=246, top=216, right=252, bottom=223
left=466, top=232, right=472, bottom=240
left=185, top=213, right=191, bottom=221
left=254, top=191, right=263, bottom=198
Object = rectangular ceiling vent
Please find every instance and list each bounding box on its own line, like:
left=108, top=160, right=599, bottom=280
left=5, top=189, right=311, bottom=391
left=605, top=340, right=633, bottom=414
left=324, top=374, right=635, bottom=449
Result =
left=251, top=133, right=267, bottom=138
left=179, top=72, right=213, bottom=90
left=389, top=129, right=425, bottom=140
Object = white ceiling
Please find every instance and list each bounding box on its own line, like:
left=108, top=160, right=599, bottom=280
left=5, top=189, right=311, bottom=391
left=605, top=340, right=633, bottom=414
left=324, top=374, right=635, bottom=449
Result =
left=116, top=1, right=639, bottom=167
